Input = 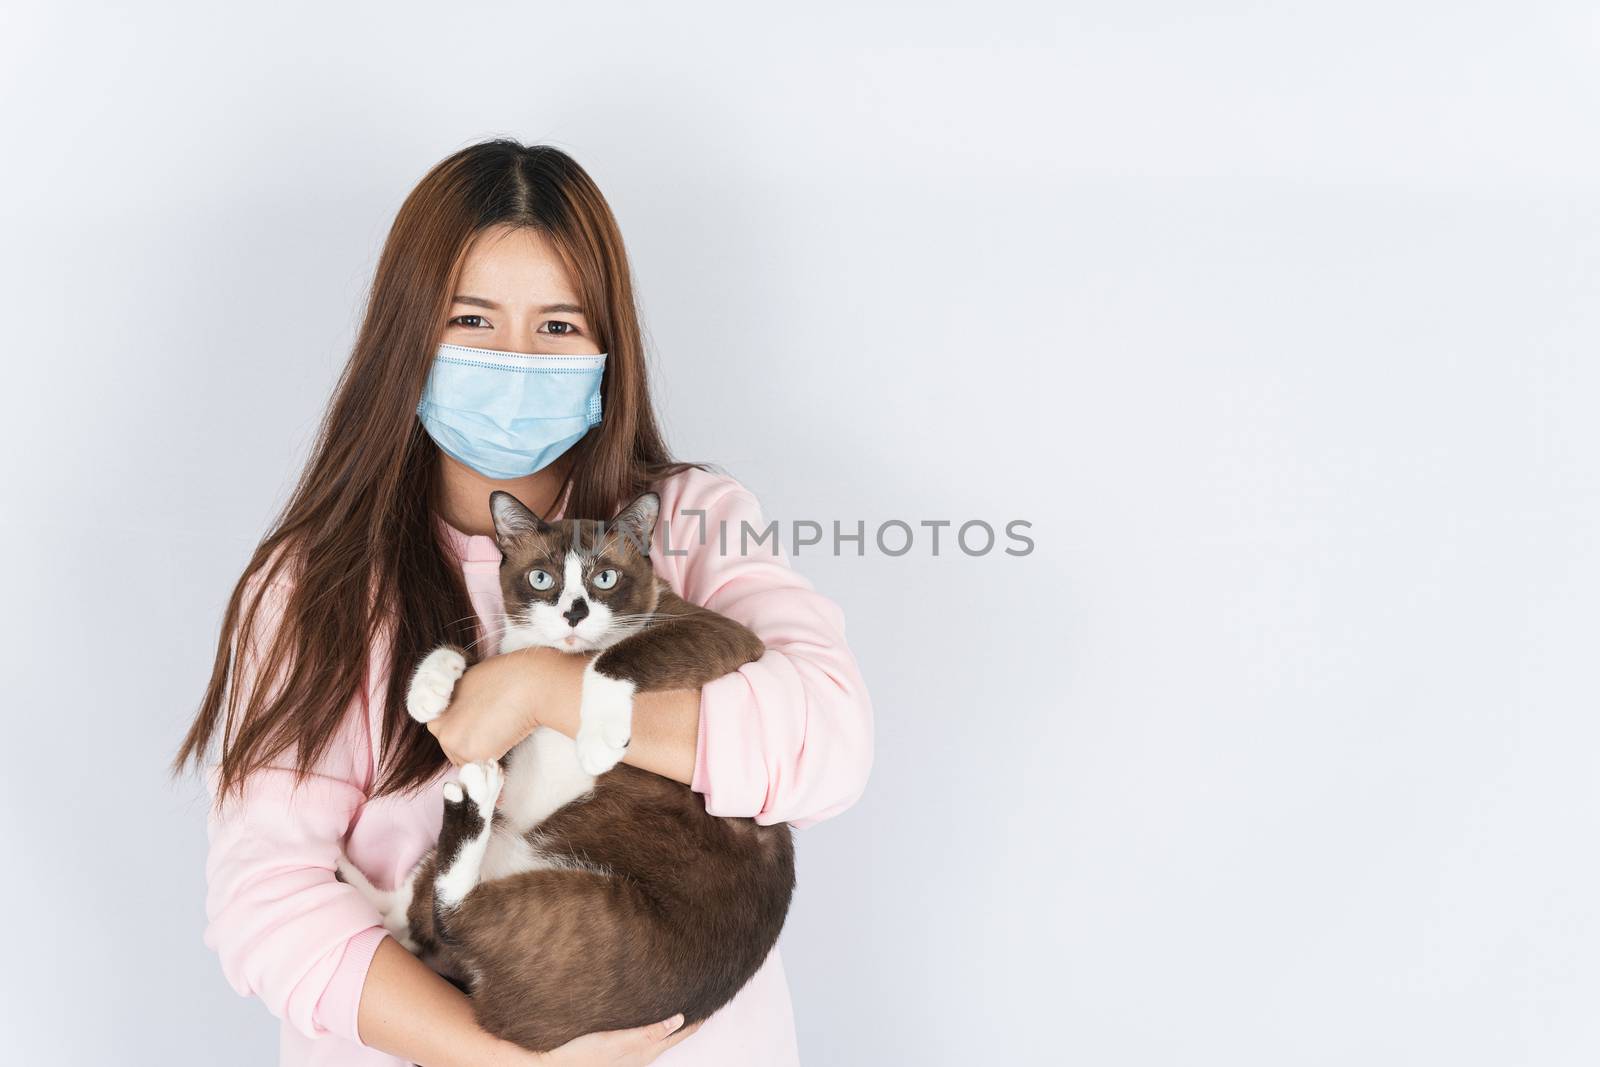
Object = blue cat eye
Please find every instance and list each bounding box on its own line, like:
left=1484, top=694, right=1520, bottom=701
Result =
left=592, top=569, right=618, bottom=590
left=528, top=569, right=555, bottom=591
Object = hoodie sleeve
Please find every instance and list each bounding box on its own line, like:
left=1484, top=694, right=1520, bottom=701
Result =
left=199, top=566, right=391, bottom=1045
left=658, top=471, right=875, bottom=830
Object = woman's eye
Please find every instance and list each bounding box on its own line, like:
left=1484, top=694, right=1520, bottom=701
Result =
left=542, top=320, right=579, bottom=336
left=528, top=570, right=554, bottom=591
left=450, top=315, right=488, bottom=328
left=592, top=569, right=618, bottom=590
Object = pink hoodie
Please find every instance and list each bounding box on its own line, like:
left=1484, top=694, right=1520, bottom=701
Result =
left=200, top=468, right=874, bottom=1066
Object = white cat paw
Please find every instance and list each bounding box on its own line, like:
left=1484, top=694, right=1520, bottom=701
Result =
left=575, top=668, right=636, bottom=776
left=377, top=895, right=414, bottom=947
left=456, top=759, right=504, bottom=816
left=338, top=852, right=419, bottom=952
left=575, top=726, right=628, bottom=776
left=406, top=647, right=466, bottom=724
left=381, top=890, right=420, bottom=952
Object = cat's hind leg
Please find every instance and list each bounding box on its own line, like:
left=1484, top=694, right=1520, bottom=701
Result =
left=334, top=851, right=391, bottom=912
left=432, top=759, right=503, bottom=943
left=336, top=852, right=423, bottom=953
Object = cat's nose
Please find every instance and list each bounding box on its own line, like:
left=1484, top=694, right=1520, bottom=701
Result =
left=563, top=598, right=590, bottom=627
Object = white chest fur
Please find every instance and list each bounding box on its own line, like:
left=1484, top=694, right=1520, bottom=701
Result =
left=498, top=726, right=597, bottom=832
left=471, top=726, right=599, bottom=882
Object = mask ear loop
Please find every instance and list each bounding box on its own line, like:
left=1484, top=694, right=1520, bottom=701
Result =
left=550, top=358, right=608, bottom=519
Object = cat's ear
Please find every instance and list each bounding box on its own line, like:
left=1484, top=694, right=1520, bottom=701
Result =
left=489, top=491, right=547, bottom=551
left=611, top=492, right=660, bottom=556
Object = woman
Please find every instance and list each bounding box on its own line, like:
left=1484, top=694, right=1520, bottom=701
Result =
left=171, top=140, right=874, bottom=1067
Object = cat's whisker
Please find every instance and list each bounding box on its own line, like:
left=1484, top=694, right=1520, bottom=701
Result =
left=452, top=612, right=517, bottom=628
left=607, top=616, right=675, bottom=634
left=461, top=637, right=496, bottom=655
left=463, top=627, right=515, bottom=654
left=607, top=612, right=674, bottom=628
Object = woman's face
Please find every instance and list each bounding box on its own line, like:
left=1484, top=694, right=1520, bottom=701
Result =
left=441, top=223, right=602, bottom=356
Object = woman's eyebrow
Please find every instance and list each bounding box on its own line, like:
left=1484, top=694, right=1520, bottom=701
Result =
left=452, top=294, right=585, bottom=315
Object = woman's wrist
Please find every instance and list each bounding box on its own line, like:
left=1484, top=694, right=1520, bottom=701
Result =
left=503, top=646, right=701, bottom=785
left=357, top=936, right=512, bottom=1067
left=505, top=645, right=587, bottom=736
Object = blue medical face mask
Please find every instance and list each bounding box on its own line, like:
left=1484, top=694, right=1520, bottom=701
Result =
left=416, top=342, right=606, bottom=480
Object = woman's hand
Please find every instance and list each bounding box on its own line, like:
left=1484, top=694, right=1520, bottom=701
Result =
left=495, top=1014, right=701, bottom=1065
left=424, top=648, right=586, bottom=767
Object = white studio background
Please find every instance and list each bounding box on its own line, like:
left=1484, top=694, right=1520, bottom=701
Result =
left=3, top=2, right=1597, bottom=1065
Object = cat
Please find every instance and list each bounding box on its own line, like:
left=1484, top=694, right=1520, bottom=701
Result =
left=335, top=489, right=796, bottom=1052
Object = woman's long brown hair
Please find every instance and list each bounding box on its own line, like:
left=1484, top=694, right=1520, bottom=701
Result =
left=170, top=140, right=697, bottom=810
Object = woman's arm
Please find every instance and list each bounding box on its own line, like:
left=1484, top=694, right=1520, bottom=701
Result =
left=201, top=571, right=397, bottom=1046
left=429, top=648, right=699, bottom=785
left=357, top=937, right=698, bottom=1066
left=202, top=575, right=500, bottom=1058
left=502, top=652, right=700, bottom=787
left=358, top=937, right=528, bottom=1065
left=661, top=474, right=874, bottom=827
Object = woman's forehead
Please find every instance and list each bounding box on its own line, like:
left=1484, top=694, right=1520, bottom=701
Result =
left=457, top=225, right=581, bottom=306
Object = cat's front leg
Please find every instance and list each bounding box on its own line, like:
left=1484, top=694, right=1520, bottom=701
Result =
left=407, top=644, right=467, bottom=724
left=574, top=659, right=637, bottom=776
